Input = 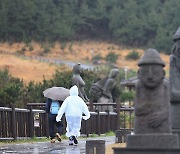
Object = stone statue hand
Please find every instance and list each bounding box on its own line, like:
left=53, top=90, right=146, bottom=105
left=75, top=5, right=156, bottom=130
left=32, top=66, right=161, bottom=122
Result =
left=148, top=113, right=162, bottom=128
left=135, top=103, right=153, bottom=116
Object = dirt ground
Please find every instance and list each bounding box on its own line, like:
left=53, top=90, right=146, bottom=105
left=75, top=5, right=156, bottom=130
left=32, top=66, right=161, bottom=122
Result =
left=106, top=143, right=126, bottom=154
left=0, top=41, right=170, bottom=83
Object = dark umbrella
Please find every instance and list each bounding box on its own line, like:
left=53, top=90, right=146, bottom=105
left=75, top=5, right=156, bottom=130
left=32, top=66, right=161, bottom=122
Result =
left=43, top=87, right=69, bottom=101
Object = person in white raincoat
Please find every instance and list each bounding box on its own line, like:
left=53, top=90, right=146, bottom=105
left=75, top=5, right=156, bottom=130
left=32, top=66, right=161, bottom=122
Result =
left=56, top=85, right=90, bottom=145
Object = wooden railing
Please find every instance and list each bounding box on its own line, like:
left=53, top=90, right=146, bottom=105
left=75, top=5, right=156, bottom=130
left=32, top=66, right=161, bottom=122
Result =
left=0, top=105, right=48, bottom=141
left=0, top=102, right=134, bottom=141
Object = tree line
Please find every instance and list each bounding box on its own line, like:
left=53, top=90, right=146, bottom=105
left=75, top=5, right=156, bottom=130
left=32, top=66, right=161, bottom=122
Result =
left=0, top=0, right=179, bottom=54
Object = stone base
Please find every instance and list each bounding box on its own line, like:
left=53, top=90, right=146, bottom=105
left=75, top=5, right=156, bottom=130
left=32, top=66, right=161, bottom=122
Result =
left=126, top=134, right=179, bottom=148
left=171, top=103, right=180, bottom=129
left=113, top=147, right=180, bottom=154
left=173, top=129, right=180, bottom=147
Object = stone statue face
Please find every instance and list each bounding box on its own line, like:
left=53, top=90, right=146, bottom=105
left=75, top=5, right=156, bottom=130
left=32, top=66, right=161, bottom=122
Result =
left=138, top=65, right=164, bottom=89
left=73, top=64, right=81, bottom=74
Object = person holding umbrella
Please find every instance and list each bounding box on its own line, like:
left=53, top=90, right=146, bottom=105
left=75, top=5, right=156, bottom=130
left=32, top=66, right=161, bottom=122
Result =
left=45, top=98, right=63, bottom=143
left=43, top=87, right=70, bottom=143
left=56, top=85, right=90, bottom=145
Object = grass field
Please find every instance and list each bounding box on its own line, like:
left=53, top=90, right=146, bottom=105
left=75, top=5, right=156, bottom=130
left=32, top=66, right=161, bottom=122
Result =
left=0, top=41, right=170, bottom=83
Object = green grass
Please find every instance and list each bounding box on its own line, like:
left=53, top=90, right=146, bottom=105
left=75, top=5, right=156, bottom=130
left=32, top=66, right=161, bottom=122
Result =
left=0, top=137, right=49, bottom=145
left=88, top=133, right=99, bottom=138
left=105, top=131, right=115, bottom=136
left=0, top=132, right=115, bottom=144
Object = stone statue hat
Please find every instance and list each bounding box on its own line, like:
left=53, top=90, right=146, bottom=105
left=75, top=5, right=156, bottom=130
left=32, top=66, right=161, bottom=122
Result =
left=173, top=26, right=180, bottom=42
left=138, top=48, right=165, bottom=67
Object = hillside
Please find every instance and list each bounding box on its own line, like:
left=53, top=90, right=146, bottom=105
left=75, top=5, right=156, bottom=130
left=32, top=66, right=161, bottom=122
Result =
left=0, top=41, right=170, bottom=83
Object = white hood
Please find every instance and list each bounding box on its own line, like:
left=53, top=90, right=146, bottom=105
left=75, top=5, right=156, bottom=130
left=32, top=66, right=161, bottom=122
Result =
left=70, top=85, right=78, bottom=96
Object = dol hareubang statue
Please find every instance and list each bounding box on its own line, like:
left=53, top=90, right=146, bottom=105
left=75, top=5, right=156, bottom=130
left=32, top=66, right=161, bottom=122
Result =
left=134, top=48, right=171, bottom=134
left=170, top=26, right=180, bottom=130
left=170, top=26, right=180, bottom=103
left=116, top=49, right=179, bottom=151
left=72, top=63, right=89, bottom=102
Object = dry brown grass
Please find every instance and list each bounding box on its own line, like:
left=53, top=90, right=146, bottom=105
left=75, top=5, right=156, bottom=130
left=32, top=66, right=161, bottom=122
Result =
left=0, top=41, right=170, bottom=83
left=0, top=54, right=58, bottom=84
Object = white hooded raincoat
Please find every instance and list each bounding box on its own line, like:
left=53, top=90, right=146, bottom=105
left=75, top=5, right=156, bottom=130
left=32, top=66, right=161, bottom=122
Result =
left=56, top=85, right=90, bottom=137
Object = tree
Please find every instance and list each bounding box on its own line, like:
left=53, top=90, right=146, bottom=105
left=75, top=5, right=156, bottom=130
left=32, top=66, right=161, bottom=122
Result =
left=0, top=69, right=24, bottom=107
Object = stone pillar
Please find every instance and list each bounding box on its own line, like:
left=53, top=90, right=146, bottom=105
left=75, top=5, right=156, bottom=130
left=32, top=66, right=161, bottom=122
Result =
left=86, top=140, right=105, bottom=154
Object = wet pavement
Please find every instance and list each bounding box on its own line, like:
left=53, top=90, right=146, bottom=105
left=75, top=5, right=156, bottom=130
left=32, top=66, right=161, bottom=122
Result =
left=0, top=136, right=115, bottom=154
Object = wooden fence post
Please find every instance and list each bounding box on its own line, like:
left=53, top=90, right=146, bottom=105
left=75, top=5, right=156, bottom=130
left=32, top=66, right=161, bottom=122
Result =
left=107, top=110, right=110, bottom=132
left=11, top=104, right=17, bottom=140
left=29, top=107, right=34, bottom=138
left=97, top=111, right=100, bottom=136
left=89, top=99, right=94, bottom=111
left=116, top=99, right=120, bottom=130
left=45, top=113, right=49, bottom=138
left=86, top=118, right=90, bottom=137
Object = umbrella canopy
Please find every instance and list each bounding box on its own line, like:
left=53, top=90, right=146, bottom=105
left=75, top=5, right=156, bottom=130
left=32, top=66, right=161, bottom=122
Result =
left=43, top=87, right=70, bottom=101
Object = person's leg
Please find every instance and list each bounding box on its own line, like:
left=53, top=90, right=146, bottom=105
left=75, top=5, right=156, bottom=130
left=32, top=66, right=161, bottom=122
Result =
left=71, top=117, right=81, bottom=145
left=65, top=117, right=74, bottom=145
left=48, top=114, right=56, bottom=142
left=56, top=120, right=63, bottom=142
left=66, top=116, right=81, bottom=145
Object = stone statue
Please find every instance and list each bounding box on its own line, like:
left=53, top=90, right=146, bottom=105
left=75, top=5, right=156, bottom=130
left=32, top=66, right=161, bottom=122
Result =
left=170, top=26, right=180, bottom=103
left=72, top=63, right=89, bottom=102
left=114, top=49, right=179, bottom=152
left=134, top=48, right=171, bottom=134
left=90, top=68, right=119, bottom=112
left=170, top=26, right=180, bottom=130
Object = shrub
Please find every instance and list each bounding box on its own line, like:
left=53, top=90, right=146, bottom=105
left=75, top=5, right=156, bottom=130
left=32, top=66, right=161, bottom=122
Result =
left=16, top=47, right=26, bottom=54
left=126, top=50, right=140, bottom=60
left=29, top=45, right=34, bottom=51
left=69, top=42, right=73, bottom=52
left=0, top=69, right=24, bottom=107
left=120, top=91, right=135, bottom=102
left=107, top=46, right=115, bottom=50
left=105, top=52, right=119, bottom=64
left=92, top=53, right=103, bottom=64
left=43, top=47, right=50, bottom=53
left=60, top=42, right=67, bottom=50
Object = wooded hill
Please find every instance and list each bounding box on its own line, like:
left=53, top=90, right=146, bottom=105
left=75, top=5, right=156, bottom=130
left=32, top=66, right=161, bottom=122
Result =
left=0, top=0, right=179, bottom=54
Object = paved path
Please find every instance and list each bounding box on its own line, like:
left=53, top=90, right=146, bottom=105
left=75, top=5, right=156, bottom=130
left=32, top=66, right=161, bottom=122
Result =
left=0, top=136, right=115, bottom=154
left=0, top=51, right=95, bottom=70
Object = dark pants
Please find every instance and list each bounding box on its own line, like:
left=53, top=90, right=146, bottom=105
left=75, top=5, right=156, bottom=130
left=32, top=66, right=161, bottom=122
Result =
left=48, top=113, right=63, bottom=139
